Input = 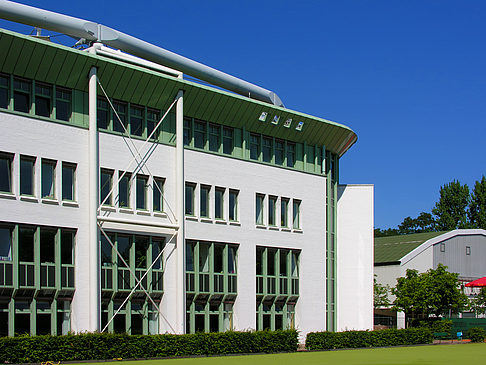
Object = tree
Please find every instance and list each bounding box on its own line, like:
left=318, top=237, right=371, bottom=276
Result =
left=468, top=176, right=486, bottom=229
left=415, top=212, right=435, bottom=232
left=374, top=276, right=390, bottom=308
left=398, top=216, right=418, bottom=235
left=432, top=180, right=470, bottom=230
left=392, top=264, right=468, bottom=327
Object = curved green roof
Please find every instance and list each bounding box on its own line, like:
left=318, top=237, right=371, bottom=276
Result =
left=0, top=28, right=357, bottom=156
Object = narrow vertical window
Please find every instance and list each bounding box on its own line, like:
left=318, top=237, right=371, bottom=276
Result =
left=250, top=133, right=260, bottom=160
left=118, top=172, right=131, bottom=208
left=55, top=87, right=71, bottom=121
left=41, top=159, right=56, bottom=199
left=440, top=243, right=445, bottom=252
left=97, top=97, right=109, bottom=129
left=0, top=153, right=13, bottom=193
left=275, top=139, right=284, bottom=165
left=40, top=229, right=55, bottom=264
left=112, top=101, right=127, bottom=132
left=130, top=105, right=144, bottom=136
left=35, top=83, right=52, bottom=117
left=229, top=189, right=238, bottom=221
left=194, top=120, right=206, bottom=149
left=19, top=226, right=34, bottom=262
left=215, top=187, right=224, bottom=220
left=101, top=234, right=113, bottom=267
left=183, top=117, right=192, bottom=146
left=262, top=136, right=273, bottom=163
left=153, top=177, right=164, bottom=212
left=200, top=185, right=210, bottom=218
left=14, top=78, right=31, bottom=113
left=223, top=127, right=234, bottom=155
left=136, top=175, right=148, bottom=210
left=268, top=196, right=277, bottom=226
left=62, top=162, right=76, bottom=201
left=281, top=198, right=289, bottom=227
left=0, top=227, right=12, bottom=261
left=100, top=169, right=113, bottom=206
left=292, top=199, right=301, bottom=229
left=287, top=142, right=296, bottom=168
left=0, top=74, right=9, bottom=109
left=20, top=155, right=35, bottom=196
left=61, top=230, right=74, bottom=265
left=147, top=108, right=159, bottom=140
left=256, top=194, right=264, bottom=225
left=209, top=124, right=220, bottom=152
left=466, top=246, right=471, bottom=255
left=185, top=183, right=195, bottom=215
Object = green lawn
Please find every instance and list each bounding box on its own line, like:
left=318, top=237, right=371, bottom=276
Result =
left=79, top=344, right=485, bottom=365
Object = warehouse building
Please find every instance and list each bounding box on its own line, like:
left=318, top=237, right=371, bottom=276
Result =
left=0, top=1, right=373, bottom=337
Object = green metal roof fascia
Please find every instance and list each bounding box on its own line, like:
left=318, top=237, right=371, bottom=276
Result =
left=0, top=28, right=357, bottom=155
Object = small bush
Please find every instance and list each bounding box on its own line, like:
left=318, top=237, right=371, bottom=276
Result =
left=467, top=327, right=486, bottom=343
left=0, top=330, right=298, bottom=364
left=418, top=319, right=452, bottom=333
left=305, top=328, right=433, bottom=350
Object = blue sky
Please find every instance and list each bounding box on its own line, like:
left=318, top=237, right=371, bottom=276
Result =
left=1, top=0, right=485, bottom=230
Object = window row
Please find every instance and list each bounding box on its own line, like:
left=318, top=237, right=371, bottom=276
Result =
left=184, top=117, right=234, bottom=155
left=0, top=74, right=71, bottom=122
left=0, top=152, right=76, bottom=202
left=100, top=168, right=165, bottom=213
left=185, top=183, right=239, bottom=222
left=256, top=194, right=301, bottom=230
left=97, top=96, right=169, bottom=141
left=250, top=133, right=297, bottom=167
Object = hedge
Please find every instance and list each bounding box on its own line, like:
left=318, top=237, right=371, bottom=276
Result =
left=466, top=327, right=486, bottom=343
left=0, top=330, right=298, bottom=364
left=306, top=328, right=433, bottom=350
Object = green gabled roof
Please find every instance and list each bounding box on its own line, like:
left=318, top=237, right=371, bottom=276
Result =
left=0, top=28, right=357, bottom=156
left=374, top=231, right=447, bottom=265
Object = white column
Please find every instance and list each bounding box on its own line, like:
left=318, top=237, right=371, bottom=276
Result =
left=88, top=65, right=100, bottom=331
left=175, top=89, right=185, bottom=333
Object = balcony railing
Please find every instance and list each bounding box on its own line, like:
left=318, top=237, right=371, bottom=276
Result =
left=101, top=266, right=113, bottom=290
left=19, top=262, right=35, bottom=287
left=61, top=264, right=75, bottom=289
left=40, top=263, right=56, bottom=288
left=0, top=261, right=13, bottom=286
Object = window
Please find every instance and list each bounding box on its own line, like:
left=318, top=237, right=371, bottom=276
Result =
left=61, top=230, right=74, bottom=265
left=281, top=198, right=289, bottom=227
left=209, top=124, right=220, bottom=152
left=0, top=153, right=13, bottom=193
left=147, top=108, right=159, bottom=140
left=185, top=183, right=195, bottom=215
left=200, top=185, right=210, bottom=218
left=229, top=189, right=238, bottom=221
left=275, top=139, right=284, bottom=165
left=100, top=169, right=113, bottom=206
left=268, top=196, right=277, bottom=226
left=35, top=83, right=52, bottom=117
left=0, top=74, right=8, bottom=109
left=130, top=105, right=144, bottom=136
left=19, top=226, right=34, bottom=262
left=194, top=120, right=206, bottom=149
left=466, top=246, right=471, bottom=255
left=112, top=101, right=127, bottom=133
left=256, top=194, right=264, bottom=225
left=97, top=97, right=109, bottom=129
left=440, top=243, right=445, bottom=252
left=0, top=227, right=12, bottom=261
left=223, top=127, right=234, bottom=155
left=292, top=199, right=301, bottom=229
left=215, top=187, right=224, bottom=220
left=183, top=118, right=192, bottom=146
left=287, top=142, right=296, bottom=167
left=62, top=163, right=76, bottom=201
left=250, top=133, right=260, bottom=160
left=55, top=87, right=71, bottom=121
left=118, top=172, right=131, bottom=208
left=20, top=155, right=35, bottom=196
left=153, top=177, right=164, bottom=212
left=40, top=228, right=55, bottom=263
left=14, top=78, right=31, bottom=113
left=41, top=159, right=56, bottom=199
left=136, top=175, right=148, bottom=210
left=263, top=136, right=273, bottom=163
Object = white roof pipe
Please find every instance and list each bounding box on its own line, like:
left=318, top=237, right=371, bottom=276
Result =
left=0, top=0, right=284, bottom=107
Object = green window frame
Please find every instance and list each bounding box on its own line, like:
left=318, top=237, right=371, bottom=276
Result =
left=55, top=87, right=71, bottom=122
left=281, top=198, right=289, bottom=227
left=118, top=172, right=131, bottom=208
left=262, top=136, right=273, bottom=163
left=200, top=185, right=210, bottom=218
left=112, top=100, right=128, bottom=133
left=153, top=177, right=164, bottom=212
left=222, top=127, right=234, bottom=155
left=97, top=97, right=110, bottom=130
left=250, top=133, right=260, bottom=160
left=268, top=196, right=277, bottom=226
left=229, top=189, right=238, bottom=222
left=292, top=199, right=301, bottom=229
left=183, top=117, right=192, bottom=146
left=41, top=159, right=56, bottom=199
left=136, top=175, right=148, bottom=210
left=275, top=139, right=284, bottom=165
left=61, top=162, right=76, bottom=201
left=100, top=169, right=113, bottom=206
left=287, top=142, right=296, bottom=168
left=0, top=152, right=13, bottom=194
left=209, top=124, right=220, bottom=152
left=0, top=73, right=9, bottom=109
left=185, top=183, right=195, bottom=216
left=20, top=155, right=35, bottom=197
left=215, top=187, right=225, bottom=220
left=130, top=104, right=144, bottom=137
left=13, top=77, right=31, bottom=113
left=147, top=108, right=160, bottom=140
left=194, top=120, right=206, bottom=149
left=35, top=82, right=52, bottom=118
left=256, top=193, right=264, bottom=225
